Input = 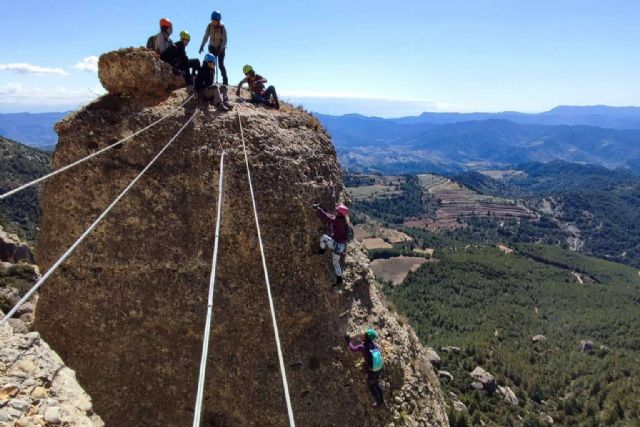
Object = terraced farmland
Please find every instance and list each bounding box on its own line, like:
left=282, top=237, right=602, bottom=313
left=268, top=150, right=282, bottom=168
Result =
left=408, top=174, right=537, bottom=231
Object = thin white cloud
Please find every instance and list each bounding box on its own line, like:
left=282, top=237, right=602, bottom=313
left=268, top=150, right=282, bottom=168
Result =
left=0, top=63, right=68, bottom=76
left=74, top=56, right=99, bottom=73
left=0, top=82, right=102, bottom=107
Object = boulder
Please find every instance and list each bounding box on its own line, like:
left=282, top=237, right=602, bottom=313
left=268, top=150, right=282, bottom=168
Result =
left=532, top=335, right=546, bottom=343
left=14, top=302, right=35, bottom=317
left=599, top=345, right=611, bottom=354
left=35, top=88, right=449, bottom=427
left=98, top=48, right=185, bottom=97
left=425, top=347, right=441, bottom=366
left=453, top=401, right=467, bottom=412
left=441, top=346, right=461, bottom=354
left=580, top=340, right=594, bottom=352
left=438, top=370, right=454, bottom=382
left=0, top=226, right=34, bottom=263
left=470, top=367, right=497, bottom=393
left=498, top=385, right=519, bottom=406
left=7, top=318, right=28, bottom=334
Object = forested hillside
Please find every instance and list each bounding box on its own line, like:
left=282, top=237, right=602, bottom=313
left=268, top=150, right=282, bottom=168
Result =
left=0, top=136, right=51, bottom=241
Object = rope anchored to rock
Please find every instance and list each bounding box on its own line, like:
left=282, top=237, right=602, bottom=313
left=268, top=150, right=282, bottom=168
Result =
left=0, top=110, right=199, bottom=327
left=192, top=146, right=226, bottom=427
left=237, top=112, right=297, bottom=427
left=0, top=94, right=195, bottom=200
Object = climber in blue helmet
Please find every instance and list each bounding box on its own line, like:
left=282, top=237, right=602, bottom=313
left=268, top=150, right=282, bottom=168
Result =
left=345, top=328, right=385, bottom=407
left=198, top=10, right=228, bottom=85
left=195, top=53, right=233, bottom=112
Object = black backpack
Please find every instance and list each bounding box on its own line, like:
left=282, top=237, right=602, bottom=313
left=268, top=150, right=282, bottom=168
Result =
left=146, top=35, right=156, bottom=50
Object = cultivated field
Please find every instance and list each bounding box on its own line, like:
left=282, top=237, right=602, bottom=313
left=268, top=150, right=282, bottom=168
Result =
left=370, top=256, right=429, bottom=286
left=346, top=175, right=405, bottom=201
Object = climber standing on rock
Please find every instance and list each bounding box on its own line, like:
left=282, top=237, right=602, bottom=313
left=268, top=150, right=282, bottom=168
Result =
left=195, top=54, right=233, bottom=112
left=147, top=18, right=174, bottom=55
left=236, top=65, right=280, bottom=110
left=160, top=31, right=200, bottom=86
left=346, top=329, right=385, bottom=408
left=313, top=203, right=349, bottom=286
left=199, top=10, right=228, bottom=86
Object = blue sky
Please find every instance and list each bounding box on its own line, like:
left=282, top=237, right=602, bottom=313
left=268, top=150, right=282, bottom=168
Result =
left=0, top=0, right=638, bottom=116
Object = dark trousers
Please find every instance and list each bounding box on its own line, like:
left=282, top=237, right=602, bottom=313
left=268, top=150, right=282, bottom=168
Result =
left=251, top=86, right=280, bottom=107
left=179, top=59, right=201, bottom=85
left=366, top=370, right=384, bottom=405
left=208, top=46, right=228, bottom=85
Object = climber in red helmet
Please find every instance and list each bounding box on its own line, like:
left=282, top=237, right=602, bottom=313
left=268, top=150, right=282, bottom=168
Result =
left=146, top=18, right=174, bottom=55
left=313, top=203, right=350, bottom=286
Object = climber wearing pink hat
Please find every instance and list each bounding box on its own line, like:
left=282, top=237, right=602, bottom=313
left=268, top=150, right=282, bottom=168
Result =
left=313, top=203, right=351, bottom=287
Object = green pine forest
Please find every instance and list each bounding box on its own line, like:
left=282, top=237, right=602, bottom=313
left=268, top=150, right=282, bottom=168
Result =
left=349, top=168, right=640, bottom=426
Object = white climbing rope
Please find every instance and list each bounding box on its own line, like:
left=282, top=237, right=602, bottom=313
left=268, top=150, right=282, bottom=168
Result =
left=192, top=148, right=226, bottom=427
left=237, top=112, right=296, bottom=427
left=0, top=110, right=199, bottom=327
left=0, top=94, right=195, bottom=200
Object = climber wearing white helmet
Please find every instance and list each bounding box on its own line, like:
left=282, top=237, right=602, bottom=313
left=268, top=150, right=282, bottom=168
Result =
left=313, top=203, right=351, bottom=286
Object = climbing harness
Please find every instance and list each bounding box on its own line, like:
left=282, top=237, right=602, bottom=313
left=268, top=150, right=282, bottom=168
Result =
left=237, top=112, right=296, bottom=426
left=0, top=110, right=199, bottom=326
left=192, top=147, right=226, bottom=427
left=0, top=94, right=195, bottom=200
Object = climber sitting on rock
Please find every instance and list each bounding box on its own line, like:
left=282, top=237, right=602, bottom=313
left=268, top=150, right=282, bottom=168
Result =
left=195, top=53, right=233, bottom=112
left=147, top=18, right=174, bottom=55
left=346, top=329, right=385, bottom=408
left=313, top=203, right=349, bottom=286
left=236, top=65, right=280, bottom=110
left=160, top=31, right=200, bottom=86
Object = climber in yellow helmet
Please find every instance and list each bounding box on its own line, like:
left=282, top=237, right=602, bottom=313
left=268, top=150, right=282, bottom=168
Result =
left=160, top=30, right=200, bottom=86
left=236, top=65, right=280, bottom=110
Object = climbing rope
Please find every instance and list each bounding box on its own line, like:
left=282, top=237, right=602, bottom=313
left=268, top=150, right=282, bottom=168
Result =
left=0, top=110, right=199, bottom=327
left=237, top=112, right=296, bottom=426
left=192, top=148, right=226, bottom=427
left=0, top=94, right=195, bottom=200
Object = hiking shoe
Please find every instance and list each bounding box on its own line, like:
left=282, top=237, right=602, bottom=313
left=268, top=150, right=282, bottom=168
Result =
left=316, top=247, right=326, bottom=255
left=223, top=101, right=234, bottom=110
left=215, top=103, right=229, bottom=112
left=372, top=401, right=385, bottom=409
left=274, top=101, right=281, bottom=110
left=336, top=276, right=343, bottom=287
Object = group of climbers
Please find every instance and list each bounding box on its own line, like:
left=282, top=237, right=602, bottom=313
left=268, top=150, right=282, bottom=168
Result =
left=146, top=12, right=280, bottom=112
left=314, top=203, right=386, bottom=407
left=148, top=11, right=382, bottom=410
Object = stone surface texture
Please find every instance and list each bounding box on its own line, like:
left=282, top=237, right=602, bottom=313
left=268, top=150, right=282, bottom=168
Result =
left=34, top=49, right=448, bottom=427
left=0, top=313, right=103, bottom=426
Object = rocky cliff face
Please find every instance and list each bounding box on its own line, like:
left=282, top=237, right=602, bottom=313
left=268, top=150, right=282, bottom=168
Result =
left=34, top=49, right=447, bottom=426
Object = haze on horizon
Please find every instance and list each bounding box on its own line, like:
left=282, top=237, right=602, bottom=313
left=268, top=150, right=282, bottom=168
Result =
left=0, top=0, right=638, bottom=117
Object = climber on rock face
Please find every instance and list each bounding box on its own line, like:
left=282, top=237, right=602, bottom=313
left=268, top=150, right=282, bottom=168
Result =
left=198, top=10, right=228, bottom=85
left=147, top=18, right=174, bottom=55
left=236, top=65, right=280, bottom=110
left=313, top=203, right=349, bottom=286
left=195, top=53, right=233, bottom=112
left=160, top=30, right=200, bottom=86
left=346, top=329, right=385, bottom=408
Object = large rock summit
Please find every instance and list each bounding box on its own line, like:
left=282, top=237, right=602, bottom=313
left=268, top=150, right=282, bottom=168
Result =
left=34, top=49, right=447, bottom=426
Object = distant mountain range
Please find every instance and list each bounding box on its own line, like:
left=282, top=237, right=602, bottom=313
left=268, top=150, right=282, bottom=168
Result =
left=316, top=106, right=640, bottom=174
left=0, top=112, right=67, bottom=150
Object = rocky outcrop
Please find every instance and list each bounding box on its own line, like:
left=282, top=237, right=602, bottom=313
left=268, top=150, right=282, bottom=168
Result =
left=532, top=334, right=546, bottom=344
left=98, top=48, right=185, bottom=97
left=498, top=385, right=519, bottom=406
left=470, top=367, right=497, bottom=394
left=0, top=226, right=34, bottom=264
left=580, top=340, right=594, bottom=352
left=34, top=51, right=448, bottom=426
left=0, top=313, right=103, bottom=426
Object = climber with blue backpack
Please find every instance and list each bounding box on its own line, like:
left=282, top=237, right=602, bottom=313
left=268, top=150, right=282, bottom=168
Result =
left=198, top=10, right=228, bottom=85
left=346, top=328, right=385, bottom=407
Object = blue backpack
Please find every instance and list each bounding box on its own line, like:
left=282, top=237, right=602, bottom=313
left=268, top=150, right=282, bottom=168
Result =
left=370, top=346, right=384, bottom=372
